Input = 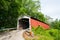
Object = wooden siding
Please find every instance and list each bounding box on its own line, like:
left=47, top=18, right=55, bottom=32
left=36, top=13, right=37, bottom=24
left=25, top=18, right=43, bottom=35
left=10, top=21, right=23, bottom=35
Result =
left=30, top=18, right=49, bottom=29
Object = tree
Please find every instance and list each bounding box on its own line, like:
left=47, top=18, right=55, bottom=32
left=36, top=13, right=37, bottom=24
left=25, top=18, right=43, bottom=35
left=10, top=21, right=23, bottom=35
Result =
left=0, top=0, right=18, bottom=29
left=50, top=19, right=60, bottom=30
left=0, top=0, right=46, bottom=29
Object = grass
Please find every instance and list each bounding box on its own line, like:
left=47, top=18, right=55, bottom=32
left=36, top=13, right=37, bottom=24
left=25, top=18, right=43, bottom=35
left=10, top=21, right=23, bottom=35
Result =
left=28, top=26, right=59, bottom=40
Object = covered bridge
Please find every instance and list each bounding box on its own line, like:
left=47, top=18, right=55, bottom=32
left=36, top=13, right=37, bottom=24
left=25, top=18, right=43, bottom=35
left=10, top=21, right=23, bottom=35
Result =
left=17, top=16, right=49, bottom=30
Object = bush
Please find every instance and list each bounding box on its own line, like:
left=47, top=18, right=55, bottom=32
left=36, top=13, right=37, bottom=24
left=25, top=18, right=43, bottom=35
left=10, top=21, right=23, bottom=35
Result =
left=32, top=26, right=59, bottom=40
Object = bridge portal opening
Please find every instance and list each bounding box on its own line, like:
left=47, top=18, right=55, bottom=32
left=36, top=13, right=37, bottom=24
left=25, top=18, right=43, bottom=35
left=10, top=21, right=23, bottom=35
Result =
left=19, top=18, right=29, bottom=29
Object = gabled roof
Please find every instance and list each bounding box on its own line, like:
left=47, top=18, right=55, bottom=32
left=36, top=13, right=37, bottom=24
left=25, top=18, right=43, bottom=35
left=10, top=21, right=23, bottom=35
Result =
left=18, top=15, right=49, bottom=25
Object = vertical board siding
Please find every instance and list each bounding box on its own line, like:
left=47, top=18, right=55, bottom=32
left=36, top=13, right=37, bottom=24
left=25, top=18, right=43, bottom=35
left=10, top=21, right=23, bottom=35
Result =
left=30, top=18, right=49, bottom=29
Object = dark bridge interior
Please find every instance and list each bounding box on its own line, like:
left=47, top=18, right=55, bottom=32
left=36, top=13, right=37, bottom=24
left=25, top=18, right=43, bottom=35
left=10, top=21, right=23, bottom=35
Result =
left=19, top=18, right=29, bottom=29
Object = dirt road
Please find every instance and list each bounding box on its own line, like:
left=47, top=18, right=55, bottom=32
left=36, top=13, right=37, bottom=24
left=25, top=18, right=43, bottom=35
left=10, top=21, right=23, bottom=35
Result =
left=0, top=30, right=25, bottom=40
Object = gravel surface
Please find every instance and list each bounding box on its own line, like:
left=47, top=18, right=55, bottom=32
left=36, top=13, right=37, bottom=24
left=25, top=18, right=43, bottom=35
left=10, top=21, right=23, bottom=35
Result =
left=0, top=30, right=25, bottom=40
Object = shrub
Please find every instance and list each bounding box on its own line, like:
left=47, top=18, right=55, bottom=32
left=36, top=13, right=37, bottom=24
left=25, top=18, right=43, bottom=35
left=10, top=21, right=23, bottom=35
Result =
left=32, top=26, right=59, bottom=40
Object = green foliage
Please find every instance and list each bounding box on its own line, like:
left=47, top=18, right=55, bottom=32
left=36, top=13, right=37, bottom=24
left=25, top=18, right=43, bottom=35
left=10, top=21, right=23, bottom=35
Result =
left=50, top=19, right=60, bottom=30
left=0, top=0, right=18, bottom=29
left=32, top=26, right=59, bottom=40
left=0, top=0, right=46, bottom=29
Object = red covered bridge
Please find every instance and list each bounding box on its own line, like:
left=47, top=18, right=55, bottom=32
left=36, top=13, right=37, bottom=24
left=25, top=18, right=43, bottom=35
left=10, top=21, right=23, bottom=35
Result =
left=17, top=16, right=49, bottom=30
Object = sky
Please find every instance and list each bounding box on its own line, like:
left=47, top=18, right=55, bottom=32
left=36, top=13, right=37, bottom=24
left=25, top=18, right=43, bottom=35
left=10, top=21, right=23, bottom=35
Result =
left=40, top=0, right=60, bottom=20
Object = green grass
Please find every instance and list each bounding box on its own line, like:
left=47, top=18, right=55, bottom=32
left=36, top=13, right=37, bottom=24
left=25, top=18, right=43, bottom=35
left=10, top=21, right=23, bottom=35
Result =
left=32, top=26, right=59, bottom=40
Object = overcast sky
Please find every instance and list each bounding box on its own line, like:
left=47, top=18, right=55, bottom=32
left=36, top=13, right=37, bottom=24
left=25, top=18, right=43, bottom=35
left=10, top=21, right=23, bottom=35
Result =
left=40, top=0, right=60, bottom=20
